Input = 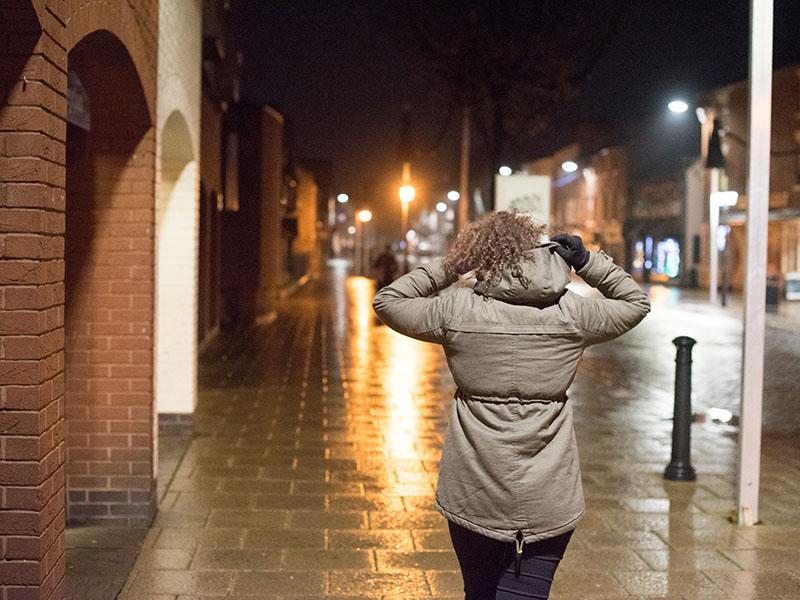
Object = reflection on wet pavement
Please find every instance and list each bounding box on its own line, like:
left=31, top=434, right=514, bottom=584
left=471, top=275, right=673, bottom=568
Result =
left=119, top=267, right=800, bottom=599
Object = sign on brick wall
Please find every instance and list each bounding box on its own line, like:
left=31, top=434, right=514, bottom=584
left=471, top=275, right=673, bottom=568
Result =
left=67, top=68, right=91, bottom=130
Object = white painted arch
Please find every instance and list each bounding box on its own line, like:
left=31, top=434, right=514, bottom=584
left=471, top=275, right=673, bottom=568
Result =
left=155, top=110, right=198, bottom=414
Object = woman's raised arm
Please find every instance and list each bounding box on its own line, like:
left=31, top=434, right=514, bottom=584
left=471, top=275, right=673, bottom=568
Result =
left=372, top=258, right=453, bottom=344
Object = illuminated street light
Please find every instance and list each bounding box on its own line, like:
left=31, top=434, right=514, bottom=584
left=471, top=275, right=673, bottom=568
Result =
left=399, top=185, right=416, bottom=203
left=668, top=99, right=689, bottom=113
left=435, top=202, right=447, bottom=213
left=347, top=225, right=356, bottom=234
left=337, top=193, right=349, bottom=203
left=561, top=160, right=578, bottom=173
left=447, top=190, right=460, bottom=201
left=498, top=165, right=512, bottom=176
left=670, top=99, right=726, bottom=304
left=357, top=209, right=373, bottom=223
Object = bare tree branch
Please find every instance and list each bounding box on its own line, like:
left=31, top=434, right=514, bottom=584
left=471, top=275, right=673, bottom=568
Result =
left=397, top=0, right=630, bottom=207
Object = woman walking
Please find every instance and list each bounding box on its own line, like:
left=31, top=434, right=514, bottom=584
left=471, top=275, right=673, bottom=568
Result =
left=372, top=211, right=650, bottom=599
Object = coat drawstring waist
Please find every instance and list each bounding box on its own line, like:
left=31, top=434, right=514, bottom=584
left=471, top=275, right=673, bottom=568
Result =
left=455, top=389, right=568, bottom=404
left=514, top=530, right=525, bottom=576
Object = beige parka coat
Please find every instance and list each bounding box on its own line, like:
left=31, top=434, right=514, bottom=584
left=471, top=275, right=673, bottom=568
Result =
left=372, top=244, right=650, bottom=547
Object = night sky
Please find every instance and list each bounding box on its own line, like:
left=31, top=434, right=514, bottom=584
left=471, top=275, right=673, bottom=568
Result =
left=237, top=1, right=800, bottom=230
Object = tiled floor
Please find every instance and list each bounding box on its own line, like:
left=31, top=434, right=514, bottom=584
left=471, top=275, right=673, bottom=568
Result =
left=116, top=266, right=800, bottom=599
left=66, top=429, right=192, bottom=600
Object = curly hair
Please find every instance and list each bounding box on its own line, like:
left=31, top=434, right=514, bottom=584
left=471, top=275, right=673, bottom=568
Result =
left=444, top=210, right=549, bottom=285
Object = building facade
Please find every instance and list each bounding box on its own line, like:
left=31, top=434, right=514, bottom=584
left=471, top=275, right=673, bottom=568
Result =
left=227, top=103, right=286, bottom=324
left=710, top=66, right=800, bottom=291
left=524, top=144, right=628, bottom=266
left=286, top=164, right=321, bottom=282
left=198, top=0, right=241, bottom=340
left=0, top=2, right=318, bottom=597
left=625, top=177, right=685, bottom=282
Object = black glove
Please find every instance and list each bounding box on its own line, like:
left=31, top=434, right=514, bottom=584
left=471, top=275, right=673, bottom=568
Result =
left=551, top=234, right=590, bottom=270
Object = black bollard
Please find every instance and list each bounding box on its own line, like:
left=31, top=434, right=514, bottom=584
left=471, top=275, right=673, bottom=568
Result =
left=664, top=336, right=697, bottom=481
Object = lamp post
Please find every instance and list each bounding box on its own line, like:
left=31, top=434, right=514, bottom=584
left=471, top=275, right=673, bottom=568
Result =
left=669, top=99, right=725, bottom=302
left=706, top=118, right=727, bottom=304
left=711, top=191, right=738, bottom=306
left=458, top=107, right=471, bottom=233
left=738, top=0, right=773, bottom=527
left=399, top=184, right=415, bottom=273
left=356, top=209, right=372, bottom=275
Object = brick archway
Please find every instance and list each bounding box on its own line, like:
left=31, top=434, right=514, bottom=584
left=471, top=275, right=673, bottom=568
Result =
left=65, top=29, right=157, bottom=526
left=1, top=2, right=159, bottom=596
left=64, top=8, right=157, bottom=123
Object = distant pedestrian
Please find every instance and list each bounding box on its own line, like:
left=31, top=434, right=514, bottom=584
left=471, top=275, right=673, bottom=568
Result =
left=372, top=245, right=398, bottom=290
left=372, top=210, right=650, bottom=600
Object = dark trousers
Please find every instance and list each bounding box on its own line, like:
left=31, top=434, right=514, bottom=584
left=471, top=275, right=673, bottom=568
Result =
left=448, top=521, right=573, bottom=600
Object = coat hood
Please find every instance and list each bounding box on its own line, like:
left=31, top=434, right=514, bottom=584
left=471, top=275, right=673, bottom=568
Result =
left=472, top=242, right=571, bottom=306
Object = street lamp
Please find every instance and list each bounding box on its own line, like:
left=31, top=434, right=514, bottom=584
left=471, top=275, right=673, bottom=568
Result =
left=668, top=99, right=689, bottom=113
left=498, top=165, right=512, bottom=177
left=669, top=99, right=726, bottom=303
left=337, top=193, right=349, bottom=203
left=355, top=209, right=373, bottom=276
left=399, top=185, right=415, bottom=203
left=447, top=190, right=460, bottom=201
left=398, top=184, right=415, bottom=273
left=435, top=202, right=447, bottom=213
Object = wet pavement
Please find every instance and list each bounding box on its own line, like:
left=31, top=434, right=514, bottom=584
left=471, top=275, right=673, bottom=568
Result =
left=66, top=427, right=192, bottom=600
left=117, top=263, right=800, bottom=599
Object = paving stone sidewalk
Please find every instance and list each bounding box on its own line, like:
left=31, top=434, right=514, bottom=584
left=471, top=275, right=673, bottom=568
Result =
left=117, top=271, right=800, bottom=600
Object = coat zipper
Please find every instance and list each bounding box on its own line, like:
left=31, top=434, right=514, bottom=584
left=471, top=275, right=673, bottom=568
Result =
left=514, top=530, right=525, bottom=576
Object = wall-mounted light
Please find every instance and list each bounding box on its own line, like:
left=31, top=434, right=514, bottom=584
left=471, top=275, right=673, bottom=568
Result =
left=711, top=190, right=739, bottom=207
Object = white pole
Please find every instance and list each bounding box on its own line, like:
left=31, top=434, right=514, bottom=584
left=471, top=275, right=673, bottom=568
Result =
left=458, top=107, right=471, bottom=233
left=709, top=168, right=721, bottom=304
left=737, top=0, right=773, bottom=527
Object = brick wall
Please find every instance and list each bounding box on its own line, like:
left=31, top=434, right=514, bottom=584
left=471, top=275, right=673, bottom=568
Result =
left=256, top=106, right=286, bottom=314
left=155, top=0, right=201, bottom=416
left=198, top=95, right=223, bottom=344
left=64, top=29, right=156, bottom=526
left=1, top=2, right=68, bottom=598
left=224, top=104, right=263, bottom=327
left=224, top=104, right=286, bottom=325
left=292, top=166, right=320, bottom=279
left=1, top=1, right=159, bottom=597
